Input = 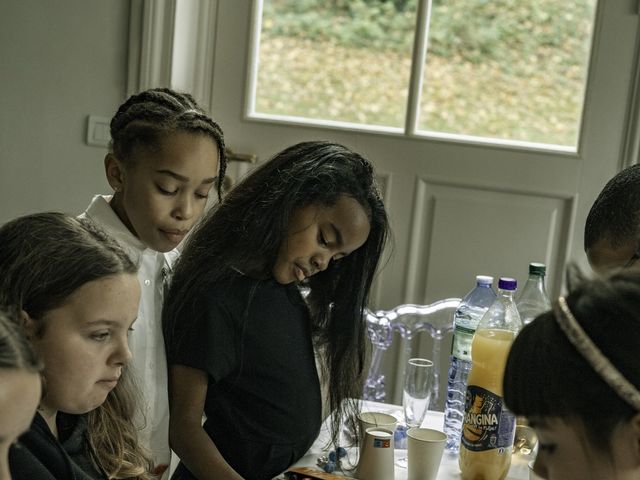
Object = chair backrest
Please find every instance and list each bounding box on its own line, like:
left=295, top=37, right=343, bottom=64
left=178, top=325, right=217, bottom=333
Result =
left=364, top=298, right=461, bottom=411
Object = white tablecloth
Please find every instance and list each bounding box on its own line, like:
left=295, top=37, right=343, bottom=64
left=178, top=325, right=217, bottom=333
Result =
left=285, top=400, right=530, bottom=480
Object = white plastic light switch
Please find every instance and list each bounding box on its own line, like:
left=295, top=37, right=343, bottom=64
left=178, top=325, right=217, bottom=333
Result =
left=86, top=115, right=111, bottom=147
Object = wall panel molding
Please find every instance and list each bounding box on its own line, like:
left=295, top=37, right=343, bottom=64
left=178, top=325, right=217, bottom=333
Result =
left=404, top=175, right=577, bottom=304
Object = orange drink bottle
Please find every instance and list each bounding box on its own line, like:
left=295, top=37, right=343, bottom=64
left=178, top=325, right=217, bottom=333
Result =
left=459, top=277, right=522, bottom=480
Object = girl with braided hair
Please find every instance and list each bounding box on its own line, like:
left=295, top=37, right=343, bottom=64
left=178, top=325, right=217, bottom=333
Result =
left=80, top=88, right=226, bottom=477
left=163, top=141, right=389, bottom=480
left=2, top=212, right=151, bottom=479
left=504, top=268, right=640, bottom=480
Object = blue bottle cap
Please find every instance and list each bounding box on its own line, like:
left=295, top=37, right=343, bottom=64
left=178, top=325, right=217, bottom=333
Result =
left=498, top=277, right=517, bottom=290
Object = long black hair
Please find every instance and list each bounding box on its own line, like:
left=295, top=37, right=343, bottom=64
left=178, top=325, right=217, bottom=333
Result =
left=504, top=268, right=640, bottom=455
left=164, top=140, right=389, bottom=445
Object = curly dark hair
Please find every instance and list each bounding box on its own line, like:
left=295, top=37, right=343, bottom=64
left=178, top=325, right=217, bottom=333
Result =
left=584, top=163, right=640, bottom=250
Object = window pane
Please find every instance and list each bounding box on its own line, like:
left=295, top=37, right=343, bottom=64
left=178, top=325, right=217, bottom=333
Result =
left=418, top=0, right=597, bottom=146
left=254, top=0, right=418, bottom=128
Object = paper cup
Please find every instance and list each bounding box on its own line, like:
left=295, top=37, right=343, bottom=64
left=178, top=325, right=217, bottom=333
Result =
left=407, top=427, right=446, bottom=480
left=357, top=411, right=397, bottom=445
left=529, top=460, right=545, bottom=480
left=355, top=427, right=395, bottom=480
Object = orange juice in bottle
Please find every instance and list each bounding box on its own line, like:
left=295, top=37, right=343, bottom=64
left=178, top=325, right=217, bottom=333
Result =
left=459, top=277, right=521, bottom=480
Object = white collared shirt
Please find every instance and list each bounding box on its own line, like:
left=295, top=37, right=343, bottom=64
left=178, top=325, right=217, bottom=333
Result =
left=80, top=195, right=176, bottom=477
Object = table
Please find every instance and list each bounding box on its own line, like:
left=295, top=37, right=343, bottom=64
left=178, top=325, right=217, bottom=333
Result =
left=284, top=400, right=530, bottom=480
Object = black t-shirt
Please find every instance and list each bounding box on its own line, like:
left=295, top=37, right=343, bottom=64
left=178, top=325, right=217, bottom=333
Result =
left=9, top=412, right=106, bottom=480
left=168, top=274, right=322, bottom=480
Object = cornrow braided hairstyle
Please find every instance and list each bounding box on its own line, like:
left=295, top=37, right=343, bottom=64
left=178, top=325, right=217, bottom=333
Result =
left=110, top=87, right=227, bottom=200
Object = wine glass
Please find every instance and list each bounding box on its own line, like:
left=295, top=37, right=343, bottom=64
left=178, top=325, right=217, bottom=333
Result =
left=396, top=357, right=434, bottom=468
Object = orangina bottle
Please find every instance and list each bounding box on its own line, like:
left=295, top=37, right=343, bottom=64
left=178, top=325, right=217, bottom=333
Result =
left=458, top=277, right=522, bottom=480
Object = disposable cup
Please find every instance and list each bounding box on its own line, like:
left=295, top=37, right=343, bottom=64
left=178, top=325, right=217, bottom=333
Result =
left=355, top=427, right=395, bottom=480
left=406, top=427, right=446, bottom=480
left=357, top=411, right=397, bottom=445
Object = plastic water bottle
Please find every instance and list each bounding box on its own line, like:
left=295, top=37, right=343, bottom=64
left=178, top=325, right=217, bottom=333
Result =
left=516, top=262, right=551, bottom=325
left=459, top=277, right=522, bottom=480
left=443, top=275, right=496, bottom=453
left=512, top=263, right=551, bottom=459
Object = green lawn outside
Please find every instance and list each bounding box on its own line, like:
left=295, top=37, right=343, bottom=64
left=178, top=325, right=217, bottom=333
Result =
left=254, top=0, right=596, bottom=146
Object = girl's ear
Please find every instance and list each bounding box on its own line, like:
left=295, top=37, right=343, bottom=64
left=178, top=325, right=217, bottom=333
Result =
left=105, top=153, right=125, bottom=193
left=19, top=309, right=38, bottom=340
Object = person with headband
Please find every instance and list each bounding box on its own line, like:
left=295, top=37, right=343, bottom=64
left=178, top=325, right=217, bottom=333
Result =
left=503, top=268, right=640, bottom=480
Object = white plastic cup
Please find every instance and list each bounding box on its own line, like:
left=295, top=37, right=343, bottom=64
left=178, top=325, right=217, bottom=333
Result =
left=355, top=427, right=395, bottom=480
left=407, top=427, right=446, bottom=480
left=357, top=411, right=397, bottom=445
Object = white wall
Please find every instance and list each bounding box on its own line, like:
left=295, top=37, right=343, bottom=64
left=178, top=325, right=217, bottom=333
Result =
left=0, top=0, right=131, bottom=224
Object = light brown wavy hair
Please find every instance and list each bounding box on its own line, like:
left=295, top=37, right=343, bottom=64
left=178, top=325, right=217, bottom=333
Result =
left=0, top=212, right=153, bottom=479
left=0, top=309, right=42, bottom=372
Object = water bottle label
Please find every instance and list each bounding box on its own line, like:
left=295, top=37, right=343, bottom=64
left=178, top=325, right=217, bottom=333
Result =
left=461, top=385, right=515, bottom=452
left=454, top=324, right=476, bottom=335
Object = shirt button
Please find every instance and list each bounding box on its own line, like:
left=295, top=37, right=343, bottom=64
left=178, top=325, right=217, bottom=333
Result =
left=144, top=279, right=151, bottom=286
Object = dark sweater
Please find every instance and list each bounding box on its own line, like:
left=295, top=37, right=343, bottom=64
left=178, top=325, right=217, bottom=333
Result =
left=9, top=412, right=106, bottom=480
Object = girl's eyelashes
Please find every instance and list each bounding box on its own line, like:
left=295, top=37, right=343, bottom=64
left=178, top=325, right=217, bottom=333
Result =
left=157, top=185, right=178, bottom=196
left=319, top=231, right=328, bottom=247
left=91, top=331, right=111, bottom=342
left=157, top=184, right=210, bottom=199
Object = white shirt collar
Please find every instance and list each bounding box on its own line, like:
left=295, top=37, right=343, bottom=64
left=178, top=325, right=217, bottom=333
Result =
left=82, top=194, right=178, bottom=269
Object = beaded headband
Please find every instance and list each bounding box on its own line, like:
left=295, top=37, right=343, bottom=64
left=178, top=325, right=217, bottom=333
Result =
left=555, top=296, right=640, bottom=411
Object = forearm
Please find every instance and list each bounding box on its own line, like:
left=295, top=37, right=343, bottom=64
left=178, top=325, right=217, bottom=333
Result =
left=170, top=421, right=244, bottom=480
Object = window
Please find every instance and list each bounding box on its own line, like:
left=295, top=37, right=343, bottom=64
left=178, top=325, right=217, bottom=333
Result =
left=248, top=0, right=597, bottom=148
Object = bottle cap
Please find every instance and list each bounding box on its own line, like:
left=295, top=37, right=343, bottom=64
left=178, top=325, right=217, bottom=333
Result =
left=529, top=263, right=546, bottom=275
left=498, top=277, right=517, bottom=290
left=475, top=275, right=493, bottom=285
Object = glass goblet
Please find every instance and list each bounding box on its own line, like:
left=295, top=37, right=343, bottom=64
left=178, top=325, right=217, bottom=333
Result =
left=396, top=357, right=434, bottom=468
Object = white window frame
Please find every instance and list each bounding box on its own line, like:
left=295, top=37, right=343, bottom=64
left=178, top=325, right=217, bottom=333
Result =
left=129, top=0, right=640, bottom=165
left=244, top=0, right=594, bottom=154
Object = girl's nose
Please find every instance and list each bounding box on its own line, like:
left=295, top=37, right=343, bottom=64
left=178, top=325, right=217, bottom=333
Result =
left=173, top=194, right=194, bottom=220
left=113, top=337, right=133, bottom=365
left=312, top=253, right=330, bottom=272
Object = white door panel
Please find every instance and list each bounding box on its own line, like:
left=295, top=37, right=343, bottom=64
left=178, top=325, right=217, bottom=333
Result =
left=196, top=0, right=639, bottom=310
left=148, top=0, right=640, bottom=402
left=406, top=179, right=576, bottom=304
